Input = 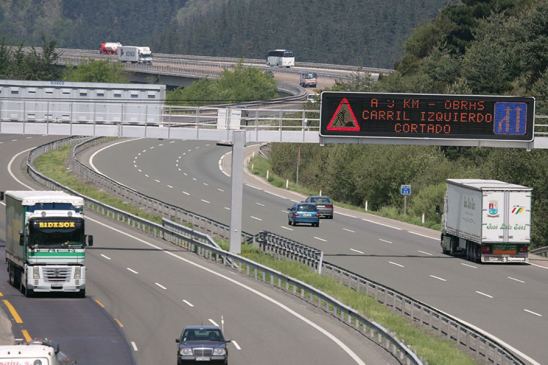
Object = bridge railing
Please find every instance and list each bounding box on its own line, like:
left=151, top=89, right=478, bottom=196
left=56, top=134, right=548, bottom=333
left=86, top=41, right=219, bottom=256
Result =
left=26, top=137, right=423, bottom=365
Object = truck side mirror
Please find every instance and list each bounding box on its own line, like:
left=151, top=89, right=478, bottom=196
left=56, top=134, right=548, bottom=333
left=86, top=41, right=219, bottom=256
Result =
left=19, top=232, right=24, bottom=246
left=0, top=192, right=4, bottom=201
left=87, top=235, right=94, bottom=247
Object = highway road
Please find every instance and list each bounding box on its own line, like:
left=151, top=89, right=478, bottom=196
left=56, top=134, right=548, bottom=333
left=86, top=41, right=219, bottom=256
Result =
left=85, top=137, right=548, bottom=364
left=0, top=134, right=398, bottom=365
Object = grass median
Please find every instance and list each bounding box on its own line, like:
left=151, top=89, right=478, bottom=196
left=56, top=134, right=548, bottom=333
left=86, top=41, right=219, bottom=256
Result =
left=35, top=143, right=475, bottom=365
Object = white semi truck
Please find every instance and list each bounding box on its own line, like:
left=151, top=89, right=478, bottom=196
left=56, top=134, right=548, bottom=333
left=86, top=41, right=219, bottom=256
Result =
left=0, top=340, right=74, bottom=364
left=118, top=45, right=153, bottom=64
left=1, top=191, right=93, bottom=297
left=441, top=179, right=531, bottom=263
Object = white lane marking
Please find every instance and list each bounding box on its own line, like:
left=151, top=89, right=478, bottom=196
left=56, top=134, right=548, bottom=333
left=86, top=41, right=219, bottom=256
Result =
left=250, top=216, right=263, bottom=221
left=182, top=191, right=190, bottom=196
left=0, top=150, right=410, bottom=365
left=350, top=248, right=364, bottom=254
left=182, top=300, right=194, bottom=308
left=209, top=319, right=219, bottom=327
left=158, top=143, right=164, bottom=147
left=100, top=254, right=111, bottom=260
left=10, top=139, right=17, bottom=142
left=219, top=151, right=230, bottom=177
left=314, top=237, right=327, bottom=242
left=89, top=138, right=143, bottom=180
left=201, top=199, right=211, bottom=204
left=192, top=177, right=197, bottom=181
left=149, top=146, right=155, bottom=150
left=343, top=228, right=355, bottom=233
left=337, top=212, right=356, bottom=219
left=26, top=136, right=32, bottom=139
left=167, top=185, right=173, bottom=189
left=475, top=291, right=493, bottom=299
left=137, top=169, right=142, bottom=173
left=256, top=202, right=265, bottom=207
left=281, top=226, right=294, bottom=231
left=203, top=182, right=208, bottom=186
left=429, top=275, right=447, bottom=282
left=247, top=185, right=263, bottom=191
left=530, top=263, right=548, bottom=270
left=217, top=188, right=224, bottom=192
left=138, top=152, right=141, bottom=156
left=144, top=174, right=149, bottom=178
left=461, top=263, right=478, bottom=269
left=379, top=239, right=392, bottom=244
left=131, top=342, right=138, bottom=352
left=231, top=340, right=242, bottom=350
left=155, top=282, right=167, bottom=290
left=362, top=218, right=402, bottom=230
left=508, top=276, right=525, bottom=284
left=154, top=179, right=161, bottom=183
left=418, top=250, right=433, bottom=256
left=281, top=210, right=288, bottom=213
left=170, top=141, right=175, bottom=144
left=224, top=207, right=230, bottom=211
left=408, top=231, right=438, bottom=240
left=178, top=168, right=182, bottom=171
left=127, top=268, right=139, bottom=274
left=142, top=149, right=146, bottom=153
left=183, top=172, right=188, bottom=176
left=388, top=261, right=404, bottom=268
left=524, top=309, right=542, bottom=317
left=188, top=149, right=192, bottom=152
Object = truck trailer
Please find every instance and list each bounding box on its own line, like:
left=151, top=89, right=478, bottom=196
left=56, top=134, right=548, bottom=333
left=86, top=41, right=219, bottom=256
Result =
left=118, top=45, right=153, bottom=64
left=441, top=179, right=531, bottom=263
left=1, top=191, right=93, bottom=297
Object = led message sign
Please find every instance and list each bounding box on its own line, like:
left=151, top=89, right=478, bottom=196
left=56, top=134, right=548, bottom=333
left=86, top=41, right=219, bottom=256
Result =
left=320, top=92, right=535, bottom=141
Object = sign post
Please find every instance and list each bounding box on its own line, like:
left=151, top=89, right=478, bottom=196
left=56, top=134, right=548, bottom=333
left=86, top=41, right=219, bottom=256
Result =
left=320, top=92, right=535, bottom=148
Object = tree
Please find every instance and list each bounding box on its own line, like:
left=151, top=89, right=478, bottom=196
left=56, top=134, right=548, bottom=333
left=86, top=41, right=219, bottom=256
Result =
left=63, top=60, right=128, bottom=83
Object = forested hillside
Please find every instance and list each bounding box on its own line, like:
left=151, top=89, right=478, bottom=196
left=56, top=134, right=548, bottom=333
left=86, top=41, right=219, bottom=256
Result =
left=268, top=0, right=548, bottom=246
left=0, top=0, right=449, bottom=68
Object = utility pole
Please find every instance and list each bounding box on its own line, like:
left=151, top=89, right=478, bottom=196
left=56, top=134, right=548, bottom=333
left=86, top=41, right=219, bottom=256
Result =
left=229, top=130, right=245, bottom=254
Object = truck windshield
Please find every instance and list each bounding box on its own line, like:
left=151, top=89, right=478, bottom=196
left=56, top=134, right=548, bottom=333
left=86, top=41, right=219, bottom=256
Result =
left=26, top=202, right=82, bottom=213
left=28, top=218, right=85, bottom=247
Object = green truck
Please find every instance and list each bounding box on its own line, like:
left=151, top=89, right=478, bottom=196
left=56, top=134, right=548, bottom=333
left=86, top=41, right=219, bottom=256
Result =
left=1, top=191, right=93, bottom=297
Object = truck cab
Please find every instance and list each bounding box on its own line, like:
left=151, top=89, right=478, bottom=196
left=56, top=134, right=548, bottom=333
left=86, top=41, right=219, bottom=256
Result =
left=0, top=340, right=75, bottom=365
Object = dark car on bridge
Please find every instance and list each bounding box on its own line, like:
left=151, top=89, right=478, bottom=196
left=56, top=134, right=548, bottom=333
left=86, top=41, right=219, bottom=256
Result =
left=176, top=325, right=230, bottom=364
left=288, top=203, right=320, bottom=227
left=304, top=196, right=334, bottom=219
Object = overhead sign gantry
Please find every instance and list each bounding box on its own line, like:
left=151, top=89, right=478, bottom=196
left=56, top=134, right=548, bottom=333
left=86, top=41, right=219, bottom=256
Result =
left=320, top=92, right=535, bottom=148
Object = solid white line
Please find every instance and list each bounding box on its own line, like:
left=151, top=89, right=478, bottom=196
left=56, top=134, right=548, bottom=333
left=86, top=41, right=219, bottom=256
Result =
left=231, top=340, right=242, bottom=350
left=530, top=263, right=548, bottom=270
left=429, top=275, right=447, bottom=282
left=524, top=309, right=542, bottom=317
left=256, top=202, right=265, bottom=207
left=208, top=319, right=219, bottom=327
left=418, top=250, right=433, bottom=256
left=461, top=263, right=478, bottom=269
left=100, top=254, right=111, bottom=260
left=131, top=342, right=138, bottom=352
left=182, top=300, right=194, bottom=308
left=201, top=199, right=211, bottom=204
left=217, top=188, right=224, bottom=192
left=508, top=276, right=525, bottom=283
left=182, top=191, right=190, bottom=196
left=219, top=151, right=230, bottom=177
left=408, top=231, right=438, bottom=240
left=337, top=212, right=356, bottom=219
left=155, top=282, right=167, bottom=290
left=343, top=228, right=355, bottom=233
left=281, top=226, right=294, bottom=231
left=350, top=248, right=364, bottom=254
left=314, top=237, right=327, bottom=242
left=167, top=185, right=173, bottom=189
left=250, top=216, right=263, bottom=221
left=247, top=185, right=263, bottom=191
left=127, top=268, right=138, bottom=274
left=90, top=138, right=143, bottom=177
left=388, top=261, right=404, bottom=268
left=362, top=218, right=402, bottom=230
left=379, top=239, right=392, bottom=244
left=475, top=291, right=493, bottom=299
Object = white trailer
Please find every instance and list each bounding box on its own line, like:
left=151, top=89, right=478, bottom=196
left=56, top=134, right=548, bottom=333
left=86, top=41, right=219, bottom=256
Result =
left=441, top=179, right=531, bottom=263
left=118, top=45, right=153, bottom=64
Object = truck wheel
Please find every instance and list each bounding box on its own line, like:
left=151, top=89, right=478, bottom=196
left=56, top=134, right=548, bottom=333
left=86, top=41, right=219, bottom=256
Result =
left=78, top=289, right=86, bottom=298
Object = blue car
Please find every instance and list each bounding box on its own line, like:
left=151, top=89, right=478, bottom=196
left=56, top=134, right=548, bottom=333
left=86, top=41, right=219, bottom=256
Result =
left=288, top=203, right=320, bottom=227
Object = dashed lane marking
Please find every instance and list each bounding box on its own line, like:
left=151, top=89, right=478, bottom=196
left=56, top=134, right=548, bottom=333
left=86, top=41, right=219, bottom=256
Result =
left=155, top=283, right=167, bottom=290
left=429, top=275, right=447, bottom=282
left=388, top=261, right=404, bottom=268
left=100, top=254, right=111, bottom=260
left=350, top=248, right=364, bottom=254
left=182, top=300, right=194, bottom=307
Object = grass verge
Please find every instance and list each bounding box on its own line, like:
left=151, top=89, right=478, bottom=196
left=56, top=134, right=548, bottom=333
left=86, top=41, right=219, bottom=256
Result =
left=249, top=154, right=442, bottom=230
left=36, top=144, right=475, bottom=365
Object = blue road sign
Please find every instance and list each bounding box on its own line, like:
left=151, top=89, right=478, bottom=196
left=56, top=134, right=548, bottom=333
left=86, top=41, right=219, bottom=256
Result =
left=400, top=185, right=412, bottom=196
left=494, top=102, right=527, bottom=136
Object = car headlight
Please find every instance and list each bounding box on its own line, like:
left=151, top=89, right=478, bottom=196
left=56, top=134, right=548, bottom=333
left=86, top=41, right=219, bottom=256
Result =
left=32, top=267, right=40, bottom=279
left=213, top=348, right=226, bottom=356
left=179, top=348, right=193, bottom=356
left=74, top=266, right=81, bottom=279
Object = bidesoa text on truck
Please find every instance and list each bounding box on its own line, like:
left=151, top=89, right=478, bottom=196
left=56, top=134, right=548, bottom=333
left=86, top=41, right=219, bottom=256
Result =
left=1, top=191, right=93, bottom=297
left=441, top=179, right=531, bottom=263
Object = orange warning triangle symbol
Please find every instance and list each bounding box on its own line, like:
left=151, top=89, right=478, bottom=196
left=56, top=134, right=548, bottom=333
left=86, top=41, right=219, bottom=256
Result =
left=326, top=97, right=360, bottom=132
